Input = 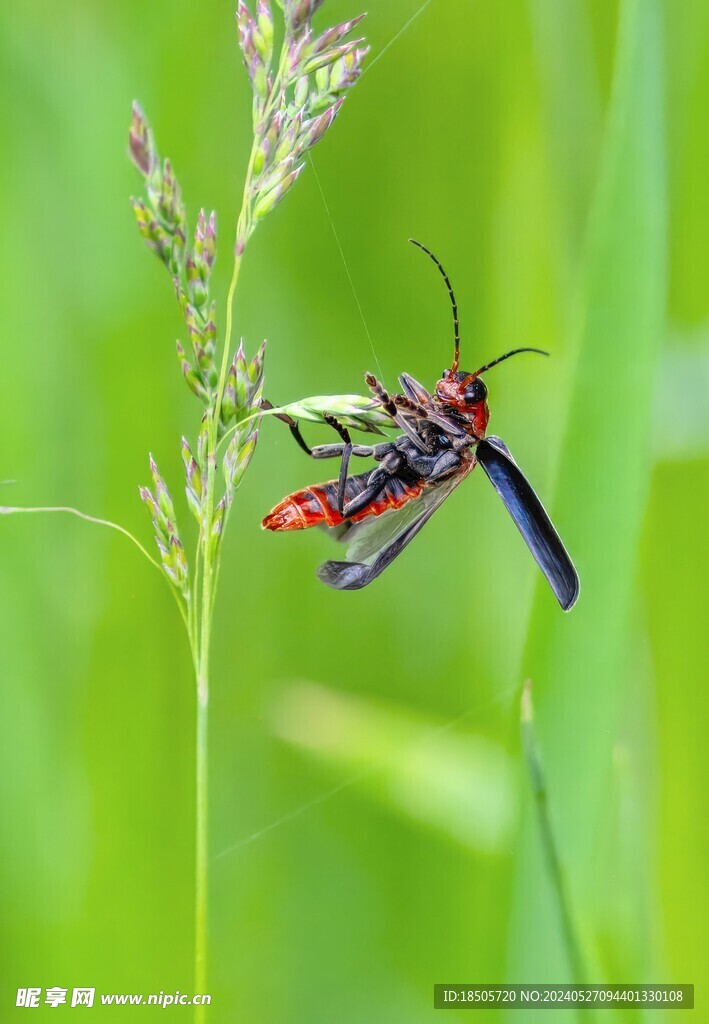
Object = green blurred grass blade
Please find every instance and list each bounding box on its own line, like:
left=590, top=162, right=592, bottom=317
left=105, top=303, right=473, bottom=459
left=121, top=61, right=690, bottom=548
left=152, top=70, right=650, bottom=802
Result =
left=508, top=0, right=666, bottom=985
left=528, top=0, right=601, bottom=261
left=270, top=682, right=516, bottom=854
left=655, top=331, right=709, bottom=459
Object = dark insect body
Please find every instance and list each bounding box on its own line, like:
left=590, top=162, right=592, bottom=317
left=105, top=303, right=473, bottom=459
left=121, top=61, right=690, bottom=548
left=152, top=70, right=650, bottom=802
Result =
left=263, top=240, right=579, bottom=610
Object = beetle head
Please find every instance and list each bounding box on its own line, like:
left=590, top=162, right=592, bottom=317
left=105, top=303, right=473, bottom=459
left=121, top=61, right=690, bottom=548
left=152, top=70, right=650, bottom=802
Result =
left=435, top=369, right=490, bottom=436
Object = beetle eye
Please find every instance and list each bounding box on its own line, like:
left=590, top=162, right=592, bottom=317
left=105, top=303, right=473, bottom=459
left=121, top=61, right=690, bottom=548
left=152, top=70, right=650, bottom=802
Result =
left=464, top=378, right=487, bottom=404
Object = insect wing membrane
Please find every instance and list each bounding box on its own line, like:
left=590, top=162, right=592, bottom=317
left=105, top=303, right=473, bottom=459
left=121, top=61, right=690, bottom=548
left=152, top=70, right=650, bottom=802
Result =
left=476, top=436, right=579, bottom=610
left=317, top=470, right=469, bottom=590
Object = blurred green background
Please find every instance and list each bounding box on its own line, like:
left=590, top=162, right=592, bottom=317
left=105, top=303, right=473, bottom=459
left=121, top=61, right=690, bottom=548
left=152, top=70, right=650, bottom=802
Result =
left=1, top=0, right=707, bottom=1019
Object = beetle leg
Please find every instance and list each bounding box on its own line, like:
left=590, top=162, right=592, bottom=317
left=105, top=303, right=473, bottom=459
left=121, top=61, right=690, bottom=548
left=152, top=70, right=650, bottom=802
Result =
left=263, top=398, right=401, bottom=518
left=322, top=412, right=350, bottom=445
left=319, top=414, right=354, bottom=515
left=331, top=442, right=403, bottom=516
left=262, top=401, right=378, bottom=462
left=310, top=443, right=376, bottom=459
left=341, top=467, right=389, bottom=519
left=398, top=372, right=431, bottom=403
left=335, top=448, right=351, bottom=515
left=260, top=399, right=313, bottom=455
left=364, top=372, right=431, bottom=453
left=404, top=448, right=461, bottom=481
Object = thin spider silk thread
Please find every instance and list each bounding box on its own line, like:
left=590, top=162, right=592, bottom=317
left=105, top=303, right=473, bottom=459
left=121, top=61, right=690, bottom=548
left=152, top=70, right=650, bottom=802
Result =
left=308, top=154, right=385, bottom=383
left=364, top=0, right=435, bottom=75
left=212, top=681, right=519, bottom=863
left=306, top=0, right=438, bottom=385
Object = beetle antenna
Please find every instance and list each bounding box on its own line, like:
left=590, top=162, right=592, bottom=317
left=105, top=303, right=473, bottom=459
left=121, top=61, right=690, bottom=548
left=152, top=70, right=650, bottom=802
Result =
left=409, top=239, right=460, bottom=373
left=472, top=347, right=549, bottom=377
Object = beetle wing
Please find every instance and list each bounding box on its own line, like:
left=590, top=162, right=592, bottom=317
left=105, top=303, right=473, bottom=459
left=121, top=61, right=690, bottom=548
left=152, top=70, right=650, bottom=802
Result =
left=476, top=435, right=579, bottom=611
left=317, top=467, right=471, bottom=590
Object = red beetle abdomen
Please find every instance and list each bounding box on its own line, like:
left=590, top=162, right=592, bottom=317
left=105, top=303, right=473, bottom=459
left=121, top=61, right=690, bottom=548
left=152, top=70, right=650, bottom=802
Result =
left=262, top=471, right=423, bottom=532
left=262, top=489, right=333, bottom=531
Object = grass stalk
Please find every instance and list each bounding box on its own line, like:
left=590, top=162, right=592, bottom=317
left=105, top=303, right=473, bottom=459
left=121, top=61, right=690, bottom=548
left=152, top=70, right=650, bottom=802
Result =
left=194, top=665, right=209, bottom=1018
left=189, top=252, right=240, bottom=1016
left=124, top=8, right=371, bottom=1015
left=188, top=95, right=273, bottom=1005
left=188, top=178, right=245, bottom=1017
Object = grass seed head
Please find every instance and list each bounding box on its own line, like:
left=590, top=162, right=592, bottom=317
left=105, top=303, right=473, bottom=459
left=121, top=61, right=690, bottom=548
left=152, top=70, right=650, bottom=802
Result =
left=239, top=0, right=368, bottom=241
left=128, top=101, right=155, bottom=177
left=128, top=2, right=369, bottom=598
